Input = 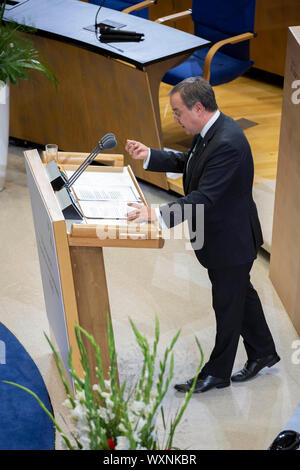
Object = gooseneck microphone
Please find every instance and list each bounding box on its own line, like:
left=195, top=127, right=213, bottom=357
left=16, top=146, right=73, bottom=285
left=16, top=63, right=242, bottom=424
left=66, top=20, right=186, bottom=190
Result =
left=45, top=133, right=117, bottom=220
left=66, top=133, right=117, bottom=188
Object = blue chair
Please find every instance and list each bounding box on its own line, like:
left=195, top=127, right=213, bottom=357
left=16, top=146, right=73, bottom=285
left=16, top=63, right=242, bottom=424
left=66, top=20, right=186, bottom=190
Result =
left=156, top=0, right=256, bottom=87
left=88, top=1, right=157, bottom=19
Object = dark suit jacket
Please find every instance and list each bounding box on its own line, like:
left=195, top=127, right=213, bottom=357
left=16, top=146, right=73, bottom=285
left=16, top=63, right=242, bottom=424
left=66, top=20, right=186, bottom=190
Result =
left=147, top=112, right=263, bottom=269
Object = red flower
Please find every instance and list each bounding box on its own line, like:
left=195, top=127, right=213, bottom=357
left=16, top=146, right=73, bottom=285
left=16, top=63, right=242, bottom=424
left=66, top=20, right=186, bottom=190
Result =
left=107, top=438, right=116, bottom=450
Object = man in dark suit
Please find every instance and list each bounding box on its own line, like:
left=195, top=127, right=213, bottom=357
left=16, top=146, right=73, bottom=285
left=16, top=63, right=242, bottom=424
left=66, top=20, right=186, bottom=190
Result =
left=125, top=76, right=280, bottom=393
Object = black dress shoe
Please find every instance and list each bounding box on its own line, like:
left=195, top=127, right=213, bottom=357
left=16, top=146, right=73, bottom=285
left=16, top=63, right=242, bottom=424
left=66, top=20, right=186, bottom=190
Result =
left=231, top=353, right=280, bottom=382
left=174, top=375, right=230, bottom=393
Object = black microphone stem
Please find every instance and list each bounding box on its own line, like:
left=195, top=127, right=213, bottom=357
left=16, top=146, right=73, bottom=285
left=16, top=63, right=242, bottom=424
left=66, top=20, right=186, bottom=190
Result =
left=67, top=145, right=101, bottom=188
left=67, top=145, right=99, bottom=186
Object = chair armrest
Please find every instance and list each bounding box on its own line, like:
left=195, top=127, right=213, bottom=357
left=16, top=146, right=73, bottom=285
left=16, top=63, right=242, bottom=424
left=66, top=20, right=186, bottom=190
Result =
left=202, top=32, right=256, bottom=83
left=154, top=9, right=192, bottom=24
left=123, top=0, right=157, bottom=14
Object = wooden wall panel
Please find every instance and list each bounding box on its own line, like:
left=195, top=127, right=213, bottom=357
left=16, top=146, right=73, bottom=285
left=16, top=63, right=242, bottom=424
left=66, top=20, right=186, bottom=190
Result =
left=9, top=34, right=170, bottom=189
left=251, top=0, right=300, bottom=76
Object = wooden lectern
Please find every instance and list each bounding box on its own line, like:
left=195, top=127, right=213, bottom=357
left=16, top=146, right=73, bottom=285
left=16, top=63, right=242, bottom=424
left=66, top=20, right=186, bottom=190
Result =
left=24, top=149, right=164, bottom=388
left=269, top=27, right=300, bottom=337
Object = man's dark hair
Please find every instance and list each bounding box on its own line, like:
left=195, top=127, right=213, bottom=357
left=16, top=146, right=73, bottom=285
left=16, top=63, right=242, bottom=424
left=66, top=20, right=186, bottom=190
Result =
left=169, top=76, right=218, bottom=112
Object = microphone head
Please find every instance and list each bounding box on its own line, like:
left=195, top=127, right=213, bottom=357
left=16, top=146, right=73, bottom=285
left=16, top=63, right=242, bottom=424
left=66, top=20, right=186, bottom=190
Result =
left=99, top=133, right=117, bottom=150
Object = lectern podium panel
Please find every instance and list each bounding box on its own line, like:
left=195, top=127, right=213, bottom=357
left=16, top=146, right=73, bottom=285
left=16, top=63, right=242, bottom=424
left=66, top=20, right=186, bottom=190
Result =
left=269, top=27, right=300, bottom=337
left=24, top=149, right=164, bottom=389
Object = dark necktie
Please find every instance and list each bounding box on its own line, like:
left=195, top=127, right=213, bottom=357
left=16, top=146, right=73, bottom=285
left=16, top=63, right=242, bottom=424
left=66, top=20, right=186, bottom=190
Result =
left=186, top=134, right=203, bottom=174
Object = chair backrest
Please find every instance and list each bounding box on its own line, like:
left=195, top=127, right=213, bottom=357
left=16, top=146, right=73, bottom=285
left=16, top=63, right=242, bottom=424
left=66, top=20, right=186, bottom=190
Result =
left=192, top=0, right=256, bottom=60
left=88, top=1, right=149, bottom=18
left=88, top=0, right=143, bottom=5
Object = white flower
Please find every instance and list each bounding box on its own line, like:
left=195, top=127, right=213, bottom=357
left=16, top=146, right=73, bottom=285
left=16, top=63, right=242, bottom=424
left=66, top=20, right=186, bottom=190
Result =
left=62, top=398, right=73, bottom=410
left=104, top=379, right=111, bottom=390
left=135, top=417, right=147, bottom=432
left=92, top=384, right=101, bottom=393
left=90, top=421, right=96, bottom=431
left=131, top=400, right=146, bottom=414
left=115, top=436, right=130, bottom=450
left=75, top=390, right=85, bottom=403
left=118, top=422, right=127, bottom=433
left=128, top=413, right=138, bottom=428
left=98, top=407, right=109, bottom=422
left=150, top=388, right=159, bottom=399
left=79, top=433, right=91, bottom=450
left=132, top=430, right=142, bottom=443
left=70, top=403, right=87, bottom=422
left=144, top=403, right=154, bottom=417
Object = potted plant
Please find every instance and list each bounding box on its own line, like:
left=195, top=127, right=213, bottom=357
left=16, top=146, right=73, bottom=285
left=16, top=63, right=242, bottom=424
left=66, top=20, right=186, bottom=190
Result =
left=0, top=0, right=56, bottom=191
left=4, top=315, right=204, bottom=450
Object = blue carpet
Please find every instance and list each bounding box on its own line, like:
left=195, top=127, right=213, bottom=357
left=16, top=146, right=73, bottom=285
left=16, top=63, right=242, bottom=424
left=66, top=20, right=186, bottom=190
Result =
left=0, top=323, right=55, bottom=450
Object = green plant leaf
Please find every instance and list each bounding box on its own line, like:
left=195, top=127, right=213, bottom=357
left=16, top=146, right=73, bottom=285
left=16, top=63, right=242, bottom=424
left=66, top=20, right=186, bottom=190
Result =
left=2, top=313, right=204, bottom=450
left=2, top=380, right=74, bottom=450
left=0, top=0, right=57, bottom=86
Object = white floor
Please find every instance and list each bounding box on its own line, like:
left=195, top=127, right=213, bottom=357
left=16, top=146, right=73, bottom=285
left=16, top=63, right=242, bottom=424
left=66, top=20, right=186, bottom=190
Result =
left=1, top=144, right=299, bottom=451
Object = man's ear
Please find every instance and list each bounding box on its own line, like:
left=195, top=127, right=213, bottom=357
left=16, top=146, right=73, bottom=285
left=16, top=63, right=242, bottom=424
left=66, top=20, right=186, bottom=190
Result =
left=193, top=102, right=205, bottom=114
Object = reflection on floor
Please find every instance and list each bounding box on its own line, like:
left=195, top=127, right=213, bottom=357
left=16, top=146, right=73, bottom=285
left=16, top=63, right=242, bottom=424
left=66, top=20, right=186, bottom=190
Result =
left=0, top=144, right=299, bottom=450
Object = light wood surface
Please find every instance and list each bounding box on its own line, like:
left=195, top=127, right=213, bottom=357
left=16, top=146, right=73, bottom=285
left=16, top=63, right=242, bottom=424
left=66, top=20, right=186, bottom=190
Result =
left=69, top=245, right=113, bottom=383
left=123, top=0, right=157, bottom=14
left=202, top=32, right=255, bottom=83
left=154, top=9, right=192, bottom=24
left=250, top=0, right=300, bottom=76
left=58, top=163, right=164, bottom=248
left=149, top=0, right=193, bottom=33
left=269, top=26, right=300, bottom=336
left=42, top=151, right=124, bottom=167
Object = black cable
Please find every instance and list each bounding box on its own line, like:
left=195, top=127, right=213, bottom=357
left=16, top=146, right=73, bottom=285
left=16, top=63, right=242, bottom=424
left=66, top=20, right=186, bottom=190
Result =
left=94, top=0, right=106, bottom=40
left=93, top=0, right=124, bottom=52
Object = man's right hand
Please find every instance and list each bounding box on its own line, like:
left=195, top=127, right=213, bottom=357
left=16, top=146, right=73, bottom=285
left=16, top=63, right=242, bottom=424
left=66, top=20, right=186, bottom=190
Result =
left=125, top=140, right=149, bottom=160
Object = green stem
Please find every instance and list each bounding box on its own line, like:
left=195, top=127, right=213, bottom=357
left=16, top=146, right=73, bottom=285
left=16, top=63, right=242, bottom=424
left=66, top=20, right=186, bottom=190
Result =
left=2, top=381, right=74, bottom=449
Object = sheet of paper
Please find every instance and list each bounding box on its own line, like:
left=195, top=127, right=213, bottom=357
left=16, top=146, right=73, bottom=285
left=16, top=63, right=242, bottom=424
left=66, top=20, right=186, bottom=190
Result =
left=73, top=185, right=139, bottom=202
left=65, top=169, right=133, bottom=186
left=78, top=200, right=138, bottom=219
left=65, top=168, right=141, bottom=201
left=166, top=172, right=183, bottom=180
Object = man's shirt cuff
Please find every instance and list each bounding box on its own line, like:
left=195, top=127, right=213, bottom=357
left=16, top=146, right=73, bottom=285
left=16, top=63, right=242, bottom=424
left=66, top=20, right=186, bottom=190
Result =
left=143, top=148, right=151, bottom=169
left=155, top=207, right=168, bottom=230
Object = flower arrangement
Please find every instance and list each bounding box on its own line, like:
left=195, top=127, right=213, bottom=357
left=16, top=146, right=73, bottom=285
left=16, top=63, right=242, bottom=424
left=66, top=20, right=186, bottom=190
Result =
left=0, top=0, right=56, bottom=86
left=5, top=315, right=203, bottom=450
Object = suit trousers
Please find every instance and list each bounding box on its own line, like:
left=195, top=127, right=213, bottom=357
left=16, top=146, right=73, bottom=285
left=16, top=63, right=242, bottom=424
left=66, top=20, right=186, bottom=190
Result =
left=199, top=262, right=277, bottom=379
